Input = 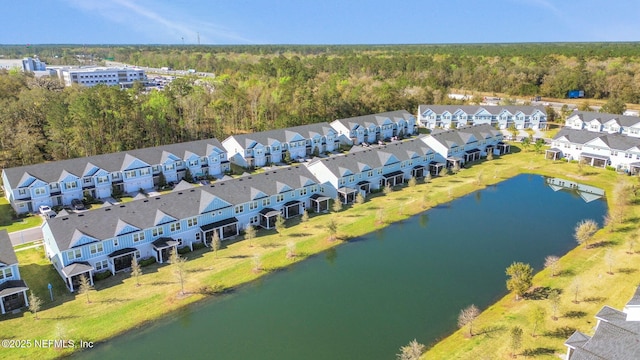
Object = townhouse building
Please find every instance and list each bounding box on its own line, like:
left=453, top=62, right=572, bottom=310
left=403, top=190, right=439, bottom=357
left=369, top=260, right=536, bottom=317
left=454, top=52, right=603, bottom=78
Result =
left=222, top=122, right=339, bottom=168
left=0, top=230, right=29, bottom=314
left=307, top=137, right=440, bottom=203
left=2, top=138, right=229, bottom=214
left=564, top=111, right=640, bottom=137
left=546, top=128, right=640, bottom=173
left=330, top=110, right=417, bottom=145
left=421, top=124, right=509, bottom=168
left=564, top=286, right=640, bottom=359
left=41, top=165, right=327, bottom=291
left=418, top=105, right=547, bottom=130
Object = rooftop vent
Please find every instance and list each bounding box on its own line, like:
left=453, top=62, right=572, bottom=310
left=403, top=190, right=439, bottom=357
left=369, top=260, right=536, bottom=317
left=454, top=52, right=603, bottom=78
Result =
left=143, top=200, right=149, bottom=203
left=190, top=189, right=195, bottom=192
left=62, top=217, right=69, bottom=221
left=78, top=214, right=84, bottom=217
left=178, top=192, right=183, bottom=195
left=105, top=208, right=111, bottom=211
left=119, top=205, right=125, bottom=208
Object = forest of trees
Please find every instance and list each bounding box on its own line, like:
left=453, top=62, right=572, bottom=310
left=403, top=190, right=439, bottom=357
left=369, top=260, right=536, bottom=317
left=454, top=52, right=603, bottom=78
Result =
left=1, top=43, right=640, bottom=169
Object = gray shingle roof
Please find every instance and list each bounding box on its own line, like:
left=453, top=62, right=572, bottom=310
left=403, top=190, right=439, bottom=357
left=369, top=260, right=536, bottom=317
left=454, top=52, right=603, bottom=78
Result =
left=554, top=128, right=640, bottom=150
left=0, top=230, right=17, bottom=266
left=570, top=111, right=640, bottom=128
left=3, top=138, right=225, bottom=188
left=333, top=110, right=414, bottom=130
left=45, top=165, right=318, bottom=250
left=226, top=122, right=336, bottom=148
left=308, top=137, right=433, bottom=177
left=430, top=124, right=501, bottom=149
left=418, top=105, right=546, bottom=116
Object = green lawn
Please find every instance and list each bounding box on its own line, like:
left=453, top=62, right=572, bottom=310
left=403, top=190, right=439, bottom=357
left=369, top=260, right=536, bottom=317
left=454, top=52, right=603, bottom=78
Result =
left=0, top=197, right=43, bottom=233
left=2, top=146, right=633, bottom=360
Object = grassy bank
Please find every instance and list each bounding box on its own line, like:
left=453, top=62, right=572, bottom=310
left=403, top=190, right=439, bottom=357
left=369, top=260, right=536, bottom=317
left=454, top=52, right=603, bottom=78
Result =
left=0, top=146, right=628, bottom=359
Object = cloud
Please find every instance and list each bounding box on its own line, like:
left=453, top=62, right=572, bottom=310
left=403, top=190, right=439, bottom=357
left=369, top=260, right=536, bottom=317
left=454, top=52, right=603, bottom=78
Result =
left=64, top=0, right=255, bottom=44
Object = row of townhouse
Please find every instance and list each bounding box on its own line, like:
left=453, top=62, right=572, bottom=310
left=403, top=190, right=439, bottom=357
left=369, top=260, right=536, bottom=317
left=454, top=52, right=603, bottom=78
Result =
left=222, top=122, right=341, bottom=168
left=2, top=110, right=417, bottom=215
left=40, top=124, right=506, bottom=292
left=0, top=230, right=29, bottom=314
left=564, top=111, right=640, bottom=137
left=2, top=139, right=230, bottom=215
left=418, top=105, right=548, bottom=130
left=546, top=128, right=640, bottom=174
left=41, top=165, right=330, bottom=292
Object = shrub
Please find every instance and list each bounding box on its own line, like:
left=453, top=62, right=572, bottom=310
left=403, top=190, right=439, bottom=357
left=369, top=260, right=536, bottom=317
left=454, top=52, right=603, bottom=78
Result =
left=93, top=270, right=112, bottom=281
left=605, top=166, right=616, bottom=171
left=178, top=246, right=191, bottom=255
left=192, top=242, right=206, bottom=250
left=139, top=257, right=157, bottom=267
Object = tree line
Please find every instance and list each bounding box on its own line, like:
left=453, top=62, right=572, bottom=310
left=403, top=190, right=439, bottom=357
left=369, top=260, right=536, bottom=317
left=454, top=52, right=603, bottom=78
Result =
left=1, top=43, right=640, bottom=168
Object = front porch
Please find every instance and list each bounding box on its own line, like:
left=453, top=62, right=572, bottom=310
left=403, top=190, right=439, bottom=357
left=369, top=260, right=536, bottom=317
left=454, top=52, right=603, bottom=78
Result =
left=630, top=162, right=640, bottom=175
left=108, top=248, right=139, bottom=273
left=464, top=148, right=482, bottom=163
left=337, top=187, right=358, bottom=204
left=0, top=280, right=29, bottom=314
left=497, top=141, right=511, bottom=155
left=259, top=208, right=281, bottom=229
left=152, top=237, right=179, bottom=263
left=201, top=217, right=240, bottom=242
left=429, top=161, right=445, bottom=176
left=446, top=157, right=463, bottom=169
left=283, top=201, right=303, bottom=218
left=580, top=153, right=609, bottom=168
left=411, top=165, right=426, bottom=179
left=545, top=148, right=563, bottom=161
left=357, top=180, right=371, bottom=194
left=61, top=262, right=94, bottom=292
left=382, top=171, right=404, bottom=187
left=310, top=194, right=330, bottom=213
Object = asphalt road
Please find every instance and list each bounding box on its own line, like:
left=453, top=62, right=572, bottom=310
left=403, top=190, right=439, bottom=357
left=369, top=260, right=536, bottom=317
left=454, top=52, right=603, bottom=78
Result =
left=9, top=226, right=43, bottom=246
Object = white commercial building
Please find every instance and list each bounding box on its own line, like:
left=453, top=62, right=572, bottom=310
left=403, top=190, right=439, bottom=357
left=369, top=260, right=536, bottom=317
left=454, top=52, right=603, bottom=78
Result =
left=58, top=67, right=147, bottom=87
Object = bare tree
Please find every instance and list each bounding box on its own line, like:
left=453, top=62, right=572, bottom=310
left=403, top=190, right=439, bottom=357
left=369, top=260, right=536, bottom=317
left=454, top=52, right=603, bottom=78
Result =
left=211, top=231, right=221, bottom=257
left=529, top=306, right=546, bottom=337
left=407, top=176, right=417, bottom=188
left=169, top=247, right=187, bottom=296
left=605, top=249, right=615, bottom=275
left=275, top=215, right=285, bottom=237
left=376, top=209, right=385, bottom=225
left=548, top=289, right=561, bottom=320
left=570, top=278, right=581, bottom=304
left=286, top=241, right=296, bottom=259
left=332, top=197, right=343, bottom=213
left=544, top=255, right=560, bottom=277
left=78, top=274, right=93, bottom=304
left=628, top=234, right=637, bottom=255
left=509, top=326, right=523, bottom=358
left=326, top=217, right=338, bottom=242
left=131, top=256, right=142, bottom=287
left=383, top=183, right=393, bottom=195
left=574, top=219, right=599, bottom=249
left=252, top=254, right=263, bottom=273
left=28, top=291, right=42, bottom=320
left=457, top=304, right=480, bottom=336
left=355, top=192, right=365, bottom=205
left=245, top=225, right=256, bottom=247
left=301, top=209, right=309, bottom=226
left=396, top=339, right=426, bottom=360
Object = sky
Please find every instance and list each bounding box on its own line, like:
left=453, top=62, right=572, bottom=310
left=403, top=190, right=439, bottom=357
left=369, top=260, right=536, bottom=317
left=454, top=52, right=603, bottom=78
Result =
left=3, top=0, right=640, bottom=45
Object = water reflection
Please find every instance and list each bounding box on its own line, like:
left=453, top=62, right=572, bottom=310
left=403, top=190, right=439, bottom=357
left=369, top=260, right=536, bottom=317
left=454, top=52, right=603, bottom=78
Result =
left=545, top=177, right=605, bottom=203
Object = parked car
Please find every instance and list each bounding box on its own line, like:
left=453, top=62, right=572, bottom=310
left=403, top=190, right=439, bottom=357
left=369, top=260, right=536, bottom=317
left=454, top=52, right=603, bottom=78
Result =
left=71, top=199, right=85, bottom=211
left=38, top=205, right=57, bottom=218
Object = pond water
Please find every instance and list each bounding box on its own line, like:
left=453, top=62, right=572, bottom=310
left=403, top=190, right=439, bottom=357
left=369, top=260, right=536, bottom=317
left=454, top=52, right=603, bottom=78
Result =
left=75, top=174, right=607, bottom=360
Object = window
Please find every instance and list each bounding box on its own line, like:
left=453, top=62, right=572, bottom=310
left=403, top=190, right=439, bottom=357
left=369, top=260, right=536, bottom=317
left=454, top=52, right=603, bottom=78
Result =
left=133, top=232, right=145, bottom=243
left=187, top=217, right=198, bottom=227
left=90, top=243, right=103, bottom=255
left=124, top=170, right=136, bottom=179
left=18, top=189, right=27, bottom=196
left=140, top=168, right=150, bottom=176
left=262, top=198, right=271, bottom=207
left=189, top=160, right=198, bottom=167
left=277, top=194, right=284, bottom=202
left=97, top=176, right=109, bottom=184
left=235, top=205, right=244, bottom=214
left=113, top=238, right=119, bottom=247
left=249, top=201, right=258, bottom=210
left=83, top=177, right=93, bottom=184
left=300, top=188, right=307, bottom=196
left=349, top=175, right=355, bottom=182
left=68, top=249, right=82, bottom=260
left=95, top=260, right=108, bottom=271
left=35, top=187, right=46, bottom=195
left=3, top=268, right=12, bottom=279
left=195, top=233, right=201, bottom=241
left=152, top=227, right=164, bottom=237
left=377, top=169, right=383, bottom=175
left=250, top=215, right=259, bottom=225
left=367, top=170, right=373, bottom=177
left=165, top=164, right=175, bottom=171
left=170, top=222, right=181, bottom=232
